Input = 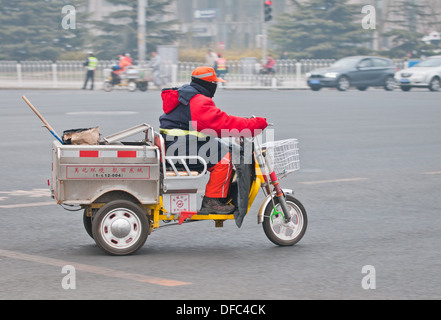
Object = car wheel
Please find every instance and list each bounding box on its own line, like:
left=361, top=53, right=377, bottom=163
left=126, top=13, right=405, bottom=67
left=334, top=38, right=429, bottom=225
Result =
left=400, top=86, right=411, bottom=92
left=310, top=85, right=322, bottom=91
left=337, top=76, right=350, bottom=91
left=384, top=76, right=396, bottom=91
left=357, top=86, right=368, bottom=91
left=429, top=77, right=441, bottom=92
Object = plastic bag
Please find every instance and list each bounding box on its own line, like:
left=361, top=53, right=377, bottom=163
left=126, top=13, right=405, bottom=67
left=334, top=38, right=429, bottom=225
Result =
left=62, top=127, right=100, bottom=145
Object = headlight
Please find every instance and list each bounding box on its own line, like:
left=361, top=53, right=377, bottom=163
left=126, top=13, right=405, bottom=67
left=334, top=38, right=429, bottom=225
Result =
left=324, top=72, right=339, bottom=78
left=412, top=73, right=425, bottom=80
left=306, top=72, right=311, bottom=78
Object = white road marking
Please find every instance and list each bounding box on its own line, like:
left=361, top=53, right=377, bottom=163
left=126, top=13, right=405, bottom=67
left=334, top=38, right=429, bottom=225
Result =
left=0, top=249, right=191, bottom=287
left=66, top=111, right=138, bottom=116
left=0, top=201, right=55, bottom=209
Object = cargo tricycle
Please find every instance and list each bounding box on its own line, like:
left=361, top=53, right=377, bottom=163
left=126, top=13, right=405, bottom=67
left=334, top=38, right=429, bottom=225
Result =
left=50, top=123, right=307, bottom=255
left=102, top=66, right=153, bottom=92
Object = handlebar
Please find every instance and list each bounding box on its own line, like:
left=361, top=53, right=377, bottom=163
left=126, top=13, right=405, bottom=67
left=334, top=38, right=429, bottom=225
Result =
left=251, top=114, right=273, bottom=127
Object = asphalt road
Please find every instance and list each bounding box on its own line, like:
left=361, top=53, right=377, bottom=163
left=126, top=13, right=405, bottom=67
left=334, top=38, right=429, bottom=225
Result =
left=0, top=87, right=440, bottom=301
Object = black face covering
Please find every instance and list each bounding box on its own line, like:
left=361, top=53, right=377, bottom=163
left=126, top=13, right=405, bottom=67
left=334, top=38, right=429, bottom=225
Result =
left=191, top=77, right=217, bottom=98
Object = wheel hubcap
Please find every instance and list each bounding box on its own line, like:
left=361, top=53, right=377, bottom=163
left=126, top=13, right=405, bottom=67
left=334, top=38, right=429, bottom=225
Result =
left=100, top=208, right=142, bottom=249
left=111, top=219, right=131, bottom=238
left=339, top=78, right=349, bottom=90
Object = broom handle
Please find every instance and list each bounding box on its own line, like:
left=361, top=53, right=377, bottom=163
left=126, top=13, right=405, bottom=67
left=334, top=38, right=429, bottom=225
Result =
left=22, top=96, right=63, bottom=143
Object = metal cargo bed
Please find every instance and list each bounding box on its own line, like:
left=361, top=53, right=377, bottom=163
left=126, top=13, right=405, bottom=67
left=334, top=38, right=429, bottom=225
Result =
left=51, top=124, right=160, bottom=206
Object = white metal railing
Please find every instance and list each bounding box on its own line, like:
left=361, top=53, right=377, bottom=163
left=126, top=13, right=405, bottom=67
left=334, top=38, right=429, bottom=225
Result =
left=0, top=58, right=408, bottom=89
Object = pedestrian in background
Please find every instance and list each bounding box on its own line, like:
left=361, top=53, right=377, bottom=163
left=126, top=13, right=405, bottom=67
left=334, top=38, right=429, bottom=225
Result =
left=82, top=52, right=98, bottom=90
left=205, top=49, right=218, bottom=68
left=214, top=53, right=228, bottom=84
left=148, top=51, right=162, bottom=88
left=280, top=51, right=288, bottom=60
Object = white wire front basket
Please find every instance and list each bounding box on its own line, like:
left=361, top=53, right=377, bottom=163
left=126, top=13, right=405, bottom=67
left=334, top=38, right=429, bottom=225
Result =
left=262, top=138, right=300, bottom=179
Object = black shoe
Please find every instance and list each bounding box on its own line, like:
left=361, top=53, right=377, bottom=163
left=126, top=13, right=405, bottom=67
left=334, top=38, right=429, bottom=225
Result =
left=200, top=196, right=235, bottom=214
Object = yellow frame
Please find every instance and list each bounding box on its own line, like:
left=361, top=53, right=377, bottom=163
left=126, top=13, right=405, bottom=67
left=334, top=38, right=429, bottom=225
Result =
left=148, top=160, right=264, bottom=231
left=85, top=161, right=265, bottom=234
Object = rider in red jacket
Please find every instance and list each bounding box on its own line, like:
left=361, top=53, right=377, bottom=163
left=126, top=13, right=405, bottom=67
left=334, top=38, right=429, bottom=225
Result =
left=160, top=66, right=268, bottom=214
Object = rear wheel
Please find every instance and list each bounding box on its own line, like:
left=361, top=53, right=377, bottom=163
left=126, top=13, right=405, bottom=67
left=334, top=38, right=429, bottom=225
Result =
left=262, top=195, right=307, bottom=246
left=128, top=81, right=137, bottom=92
left=400, top=86, right=411, bottom=92
left=83, top=209, right=94, bottom=239
left=384, top=76, right=396, bottom=91
left=92, top=200, right=148, bottom=255
left=137, top=81, right=148, bottom=92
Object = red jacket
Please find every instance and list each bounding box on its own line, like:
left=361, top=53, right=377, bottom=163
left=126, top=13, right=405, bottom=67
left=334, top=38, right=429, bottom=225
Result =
left=160, top=83, right=268, bottom=137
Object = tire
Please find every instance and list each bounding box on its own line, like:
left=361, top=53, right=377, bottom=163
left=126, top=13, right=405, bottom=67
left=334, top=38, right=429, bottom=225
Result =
left=357, top=86, right=368, bottom=91
left=83, top=209, right=93, bottom=239
left=92, top=200, right=149, bottom=256
left=336, top=76, right=350, bottom=91
left=400, top=86, right=411, bottom=92
left=262, top=195, right=307, bottom=246
left=103, top=81, right=113, bottom=92
left=429, top=77, right=441, bottom=92
left=138, top=81, right=148, bottom=92
left=310, top=85, right=322, bottom=91
left=128, top=81, right=137, bottom=92
left=384, top=76, right=396, bottom=91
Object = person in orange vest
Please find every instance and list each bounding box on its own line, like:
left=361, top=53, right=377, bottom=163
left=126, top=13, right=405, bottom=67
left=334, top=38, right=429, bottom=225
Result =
left=123, top=53, right=132, bottom=65
left=111, top=55, right=133, bottom=84
left=262, top=54, right=276, bottom=75
left=214, top=53, right=228, bottom=83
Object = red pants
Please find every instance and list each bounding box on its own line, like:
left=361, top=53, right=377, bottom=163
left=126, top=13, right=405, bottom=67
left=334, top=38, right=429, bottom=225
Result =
left=205, top=153, right=233, bottom=198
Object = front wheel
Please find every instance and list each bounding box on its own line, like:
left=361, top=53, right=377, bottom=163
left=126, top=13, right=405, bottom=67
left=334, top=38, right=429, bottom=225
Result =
left=336, top=76, right=350, bottom=91
left=310, top=85, right=322, bottom=91
left=429, top=77, right=441, bottom=92
left=92, top=200, right=149, bottom=255
left=262, top=195, right=307, bottom=246
left=103, top=81, right=113, bottom=92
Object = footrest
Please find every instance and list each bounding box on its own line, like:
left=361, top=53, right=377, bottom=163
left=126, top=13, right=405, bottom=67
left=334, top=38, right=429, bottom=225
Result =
left=177, top=211, right=235, bottom=224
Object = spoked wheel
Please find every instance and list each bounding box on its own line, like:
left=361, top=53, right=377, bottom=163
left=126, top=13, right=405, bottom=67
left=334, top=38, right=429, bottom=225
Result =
left=92, top=200, right=149, bottom=255
left=103, top=81, right=113, bottom=92
left=263, top=195, right=307, bottom=246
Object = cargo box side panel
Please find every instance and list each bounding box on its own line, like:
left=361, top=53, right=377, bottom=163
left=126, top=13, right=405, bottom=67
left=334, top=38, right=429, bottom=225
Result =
left=59, top=180, right=159, bottom=205
left=52, top=142, right=160, bottom=205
